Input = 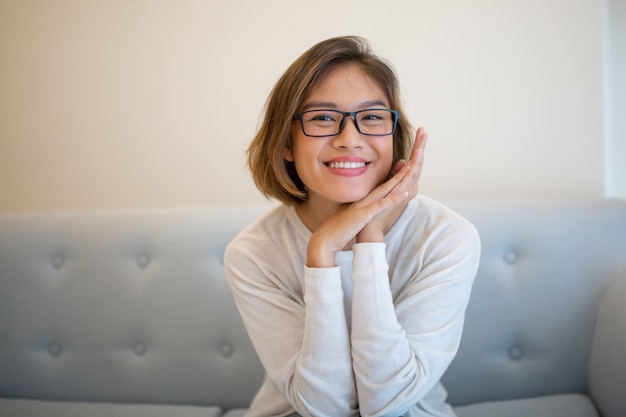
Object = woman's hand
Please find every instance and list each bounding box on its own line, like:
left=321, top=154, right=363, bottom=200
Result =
left=357, top=127, right=428, bottom=243
left=306, top=128, right=428, bottom=268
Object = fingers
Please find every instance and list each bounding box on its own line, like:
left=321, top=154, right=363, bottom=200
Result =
left=412, top=126, right=428, bottom=165
left=371, top=161, right=412, bottom=200
left=382, top=127, right=427, bottom=201
left=406, top=126, right=428, bottom=182
left=356, top=183, right=408, bottom=223
left=368, top=127, right=428, bottom=202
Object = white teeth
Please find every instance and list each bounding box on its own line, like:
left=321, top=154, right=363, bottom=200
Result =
left=328, top=161, right=366, bottom=169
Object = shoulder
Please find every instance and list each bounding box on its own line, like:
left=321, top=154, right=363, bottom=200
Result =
left=224, top=204, right=306, bottom=298
left=224, top=203, right=307, bottom=282
left=225, top=204, right=291, bottom=259
left=406, top=195, right=479, bottom=242
left=393, top=195, right=481, bottom=265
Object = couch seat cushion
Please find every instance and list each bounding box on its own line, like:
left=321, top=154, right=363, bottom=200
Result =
left=454, top=393, right=598, bottom=417
left=0, top=399, right=222, bottom=417
left=223, top=409, right=247, bottom=417
left=224, top=394, right=599, bottom=417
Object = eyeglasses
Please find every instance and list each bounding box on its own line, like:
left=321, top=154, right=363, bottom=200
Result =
left=292, top=108, right=399, bottom=137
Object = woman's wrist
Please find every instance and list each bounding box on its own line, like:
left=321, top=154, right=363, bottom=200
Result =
left=306, top=237, right=337, bottom=268
left=356, top=227, right=384, bottom=243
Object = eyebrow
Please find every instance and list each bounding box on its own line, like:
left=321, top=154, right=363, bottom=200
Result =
left=300, top=99, right=388, bottom=111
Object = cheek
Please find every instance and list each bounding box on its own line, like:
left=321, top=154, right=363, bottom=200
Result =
left=379, top=140, right=395, bottom=172
left=289, top=133, right=322, bottom=167
left=287, top=127, right=308, bottom=165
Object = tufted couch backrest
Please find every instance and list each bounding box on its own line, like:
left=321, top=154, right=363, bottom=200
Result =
left=0, top=206, right=268, bottom=409
left=441, top=199, right=626, bottom=405
left=1, top=200, right=625, bottom=410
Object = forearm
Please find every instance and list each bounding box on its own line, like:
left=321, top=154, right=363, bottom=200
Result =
left=273, top=267, right=357, bottom=416
left=226, top=250, right=357, bottom=416
left=349, top=234, right=478, bottom=417
left=350, top=243, right=420, bottom=417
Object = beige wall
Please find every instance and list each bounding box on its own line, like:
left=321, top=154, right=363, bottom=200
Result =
left=0, top=0, right=614, bottom=213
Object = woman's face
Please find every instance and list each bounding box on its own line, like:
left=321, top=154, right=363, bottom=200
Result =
left=286, top=64, right=394, bottom=210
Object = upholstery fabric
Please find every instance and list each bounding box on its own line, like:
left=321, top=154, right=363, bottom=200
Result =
left=440, top=200, right=626, bottom=408
left=0, top=398, right=221, bottom=417
left=454, top=393, right=599, bottom=417
left=589, top=271, right=626, bottom=417
left=1, top=200, right=625, bottom=416
left=0, top=207, right=266, bottom=410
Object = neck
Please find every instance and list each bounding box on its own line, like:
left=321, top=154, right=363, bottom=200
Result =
left=295, top=197, right=342, bottom=233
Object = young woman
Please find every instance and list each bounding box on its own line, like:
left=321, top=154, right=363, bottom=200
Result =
left=225, top=36, right=480, bottom=417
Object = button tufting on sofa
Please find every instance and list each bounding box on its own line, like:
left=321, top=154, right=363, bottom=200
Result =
left=220, top=343, right=235, bottom=358
left=508, top=345, right=523, bottom=360
left=133, top=342, right=147, bottom=356
left=503, top=251, right=518, bottom=265
left=48, top=342, right=62, bottom=357
left=136, top=253, right=151, bottom=269
left=52, top=255, right=65, bottom=269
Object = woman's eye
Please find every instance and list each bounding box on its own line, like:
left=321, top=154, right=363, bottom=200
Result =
left=310, top=114, right=335, bottom=122
left=306, top=112, right=339, bottom=124
left=359, top=112, right=385, bottom=123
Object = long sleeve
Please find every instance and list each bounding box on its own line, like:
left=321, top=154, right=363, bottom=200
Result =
left=224, top=213, right=358, bottom=417
left=350, top=242, right=417, bottom=417
left=350, top=204, right=480, bottom=417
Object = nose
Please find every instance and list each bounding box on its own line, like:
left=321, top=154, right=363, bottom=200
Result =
left=332, top=117, right=364, bottom=149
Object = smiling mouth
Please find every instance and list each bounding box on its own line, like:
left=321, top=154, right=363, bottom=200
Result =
left=326, top=161, right=368, bottom=169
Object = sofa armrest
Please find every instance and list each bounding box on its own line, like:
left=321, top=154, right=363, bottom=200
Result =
left=589, top=270, right=626, bottom=417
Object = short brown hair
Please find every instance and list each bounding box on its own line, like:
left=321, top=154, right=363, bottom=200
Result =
left=247, top=35, right=413, bottom=205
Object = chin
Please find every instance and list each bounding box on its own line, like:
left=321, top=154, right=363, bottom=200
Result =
left=334, top=188, right=373, bottom=204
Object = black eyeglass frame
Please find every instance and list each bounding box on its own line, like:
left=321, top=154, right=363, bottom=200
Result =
left=292, top=108, right=400, bottom=138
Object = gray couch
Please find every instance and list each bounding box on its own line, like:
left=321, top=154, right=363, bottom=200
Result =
left=1, top=200, right=625, bottom=417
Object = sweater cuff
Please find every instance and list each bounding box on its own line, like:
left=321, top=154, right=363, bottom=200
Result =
left=352, top=242, right=388, bottom=283
left=304, top=265, right=343, bottom=304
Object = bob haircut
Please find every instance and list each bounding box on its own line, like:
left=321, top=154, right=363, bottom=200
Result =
left=247, top=35, right=414, bottom=205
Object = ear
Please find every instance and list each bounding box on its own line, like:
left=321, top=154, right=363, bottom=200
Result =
left=284, top=147, right=294, bottom=162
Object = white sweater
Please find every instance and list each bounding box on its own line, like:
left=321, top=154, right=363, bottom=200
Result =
left=225, top=196, right=481, bottom=417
